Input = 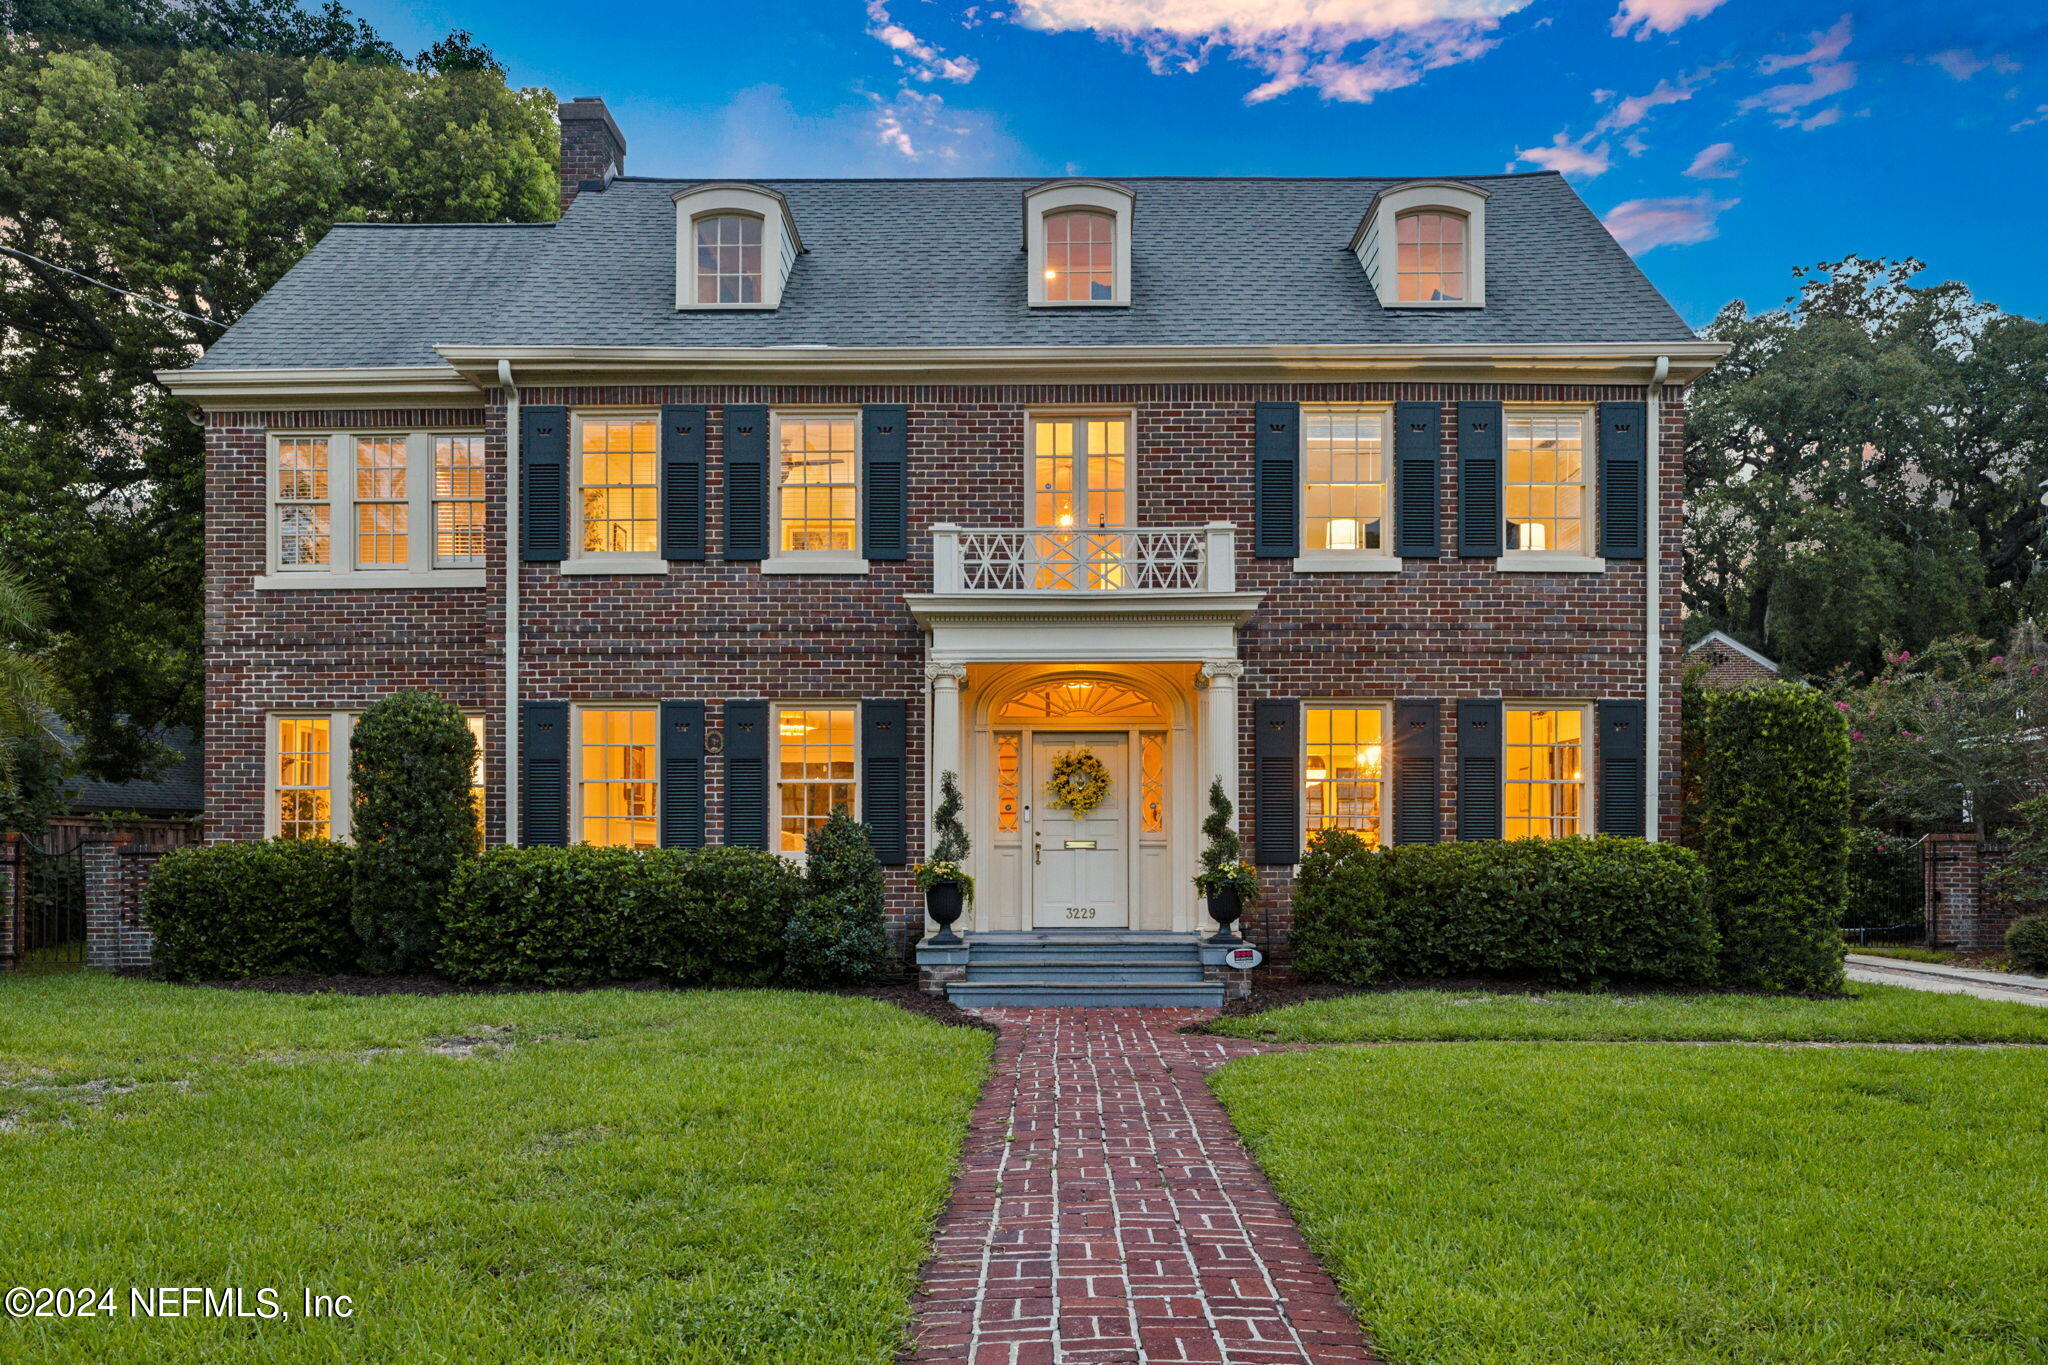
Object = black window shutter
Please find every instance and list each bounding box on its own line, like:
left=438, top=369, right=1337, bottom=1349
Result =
left=659, top=700, right=706, bottom=848
left=722, top=405, right=770, bottom=562
left=1596, top=699, right=1648, bottom=837
left=1598, top=401, right=1648, bottom=559
left=1253, top=698, right=1300, bottom=865
left=1456, top=698, right=1504, bottom=841
left=519, top=700, right=569, bottom=846
left=1391, top=699, right=1441, bottom=844
left=660, top=405, right=707, bottom=561
left=861, top=405, right=909, bottom=562
left=1457, top=401, right=1504, bottom=558
left=861, top=699, right=908, bottom=865
left=1252, top=402, right=1300, bottom=559
left=1392, top=402, right=1442, bottom=559
left=723, top=700, right=769, bottom=849
left=520, top=405, right=569, bottom=563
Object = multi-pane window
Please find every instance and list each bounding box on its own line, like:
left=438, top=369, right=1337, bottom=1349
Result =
left=578, top=416, right=659, bottom=556
left=1504, top=706, right=1585, bottom=840
left=353, top=437, right=409, bottom=568
left=1303, top=409, right=1389, bottom=553
left=466, top=715, right=487, bottom=834
left=579, top=707, right=657, bottom=848
left=1044, top=210, right=1114, bottom=302
left=1304, top=706, right=1388, bottom=846
left=434, top=436, right=487, bottom=566
left=1505, top=412, right=1588, bottom=554
left=1029, top=415, right=1132, bottom=589
left=776, top=705, right=857, bottom=854
left=694, top=213, right=763, bottom=305
left=1397, top=211, right=1466, bottom=302
left=275, top=716, right=335, bottom=840
left=995, top=733, right=1021, bottom=834
left=1139, top=733, right=1166, bottom=835
left=775, top=414, right=859, bottom=554
left=276, top=437, right=331, bottom=568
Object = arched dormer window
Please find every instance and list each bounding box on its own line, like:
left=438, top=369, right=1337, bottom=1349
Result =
left=1350, top=180, right=1489, bottom=309
left=672, top=182, right=803, bottom=311
left=1024, top=179, right=1133, bottom=308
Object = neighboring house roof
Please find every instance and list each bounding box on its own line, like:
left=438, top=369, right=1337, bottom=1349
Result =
left=56, top=723, right=204, bottom=816
left=1687, top=630, right=1783, bottom=689
left=193, top=172, right=1697, bottom=371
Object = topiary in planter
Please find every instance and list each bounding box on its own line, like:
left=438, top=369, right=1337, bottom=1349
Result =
left=2007, top=914, right=2048, bottom=975
left=348, top=690, right=480, bottom=974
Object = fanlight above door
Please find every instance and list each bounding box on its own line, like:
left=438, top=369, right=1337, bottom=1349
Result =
left=995, top=679, right=1163, bottom=723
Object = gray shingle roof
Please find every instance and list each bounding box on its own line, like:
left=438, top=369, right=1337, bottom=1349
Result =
left=195, top=173, right=1695, bottom=370
left=56, top=723, right=204, bottom=816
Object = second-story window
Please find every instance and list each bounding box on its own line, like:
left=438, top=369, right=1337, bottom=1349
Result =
left=353, top=436, right=409, bottom=568
left=577, top=415, right=659, bottom=557
left=276, top=436, right=331, bottom=568
left=1504, top=411, right=1589, bottom=554
left=1302, top=408, right=1389, bottom=554
left=775, top=413, right=859, bottom=555
left=694, top=212, right=763, bottom=305
left=1397, top=210, right=1466, bottom=302
left=434, top=435, right=486, bottom=567
left=1044, top=210, right=1115, bottom=302
left=266, top=430, right=486, bottom=587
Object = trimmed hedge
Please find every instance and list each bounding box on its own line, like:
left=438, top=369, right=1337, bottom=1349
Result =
left=1291, top=833, right=1717, bottom=987
left=2008, top=915, right=2048, bottom=975
left=438, top=845, right=806, bottom=987
left=349, top=690, right=480, bottom=973
left=783, top=808, right=892, bottom=986
left=144, top=839, right=357, bottom=981
left=1698, top=684, right=1850, bottom=991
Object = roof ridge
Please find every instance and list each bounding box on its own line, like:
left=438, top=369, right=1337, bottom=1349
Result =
left=605, top=171, right=1565, bottom=186
left=327, top=221, right=556, bottom=230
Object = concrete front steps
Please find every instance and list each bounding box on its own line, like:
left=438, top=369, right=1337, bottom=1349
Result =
left=923, top=930, right=1236, bottom=1008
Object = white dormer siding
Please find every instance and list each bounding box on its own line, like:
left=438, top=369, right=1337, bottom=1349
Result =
left=1350, top=180, right=1490, bottom=310
left=1023, top=179, right=1134, bottom=309
left=672, top=183, right=804, bottom=311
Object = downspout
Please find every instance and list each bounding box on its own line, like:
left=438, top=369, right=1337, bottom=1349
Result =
left=1645, top=354, right=1670, bottom=841
left=499, top=360, right=521, bottom=847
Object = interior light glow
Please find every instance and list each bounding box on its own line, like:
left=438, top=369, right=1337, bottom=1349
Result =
left=1327, top=517, right=1361, bottom=551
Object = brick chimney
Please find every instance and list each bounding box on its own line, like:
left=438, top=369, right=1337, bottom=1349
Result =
left=558, top=97, right=627, bottom=212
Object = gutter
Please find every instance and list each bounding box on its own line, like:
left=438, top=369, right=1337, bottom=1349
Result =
left=499, top=359, right=521, bottom=847
left=1646, top=354, right=1670, bottom=841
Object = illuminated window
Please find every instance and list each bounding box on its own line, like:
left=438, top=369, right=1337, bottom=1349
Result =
left=775, top=414, right=859, bottom=554
left=466, top=715, right=487, bottom=836
left=1044, top=210, right=1114, bottom=302
left=353, top=436, right=409, bottom=568
left=1303, top=409, right=1389, bottom=553
left=995, top=679, right=1161, bottom=723
left=1305, top=706, right=1387, bottom=845
left=434, top=436, right=487, bottom=566
left=776, top=705, right=857, bottom=854
left=275, top=716, right=335, bottom=840
left=1030, top=415, right=1130, bottom=589
left=995, top=733, right=1021, bottom=835
left=276, top=437, right=331, bottom=568
left=1140, top=733, right=1165, bottom=834
left=1504, top=706, right=1585, bottom=840
left=577, top=416, right=659, bottom=556
left=579, top=707, right=657, bottom=848
left=694, top=213, right=763, bottom=305
left=1505, top=411, right=1588, bottom=554
left=1397, top=211, right=1466, bottom=302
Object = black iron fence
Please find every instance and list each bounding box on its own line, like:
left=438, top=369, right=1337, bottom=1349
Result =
left=9, top=835, right=87, bottom=969
left=1843, top=830, right=1927, bottom=946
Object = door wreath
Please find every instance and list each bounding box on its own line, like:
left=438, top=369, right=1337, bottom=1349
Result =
left=1045, top=747, right=1113, bottom=817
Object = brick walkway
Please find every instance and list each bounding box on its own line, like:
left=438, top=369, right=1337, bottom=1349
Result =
left=902, top=1008, right=1380, bottom=1365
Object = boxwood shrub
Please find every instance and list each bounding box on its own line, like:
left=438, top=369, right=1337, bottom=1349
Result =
left=143, top=839, right=358, bottom=981
left=437, top=845, right=807, bottom=987
left=2008, top=914, right=2048, bottom=975
left=1290, top=833, right=1717, bottom=987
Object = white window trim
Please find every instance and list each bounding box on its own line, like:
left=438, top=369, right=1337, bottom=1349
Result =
left=765, top=409, right=870, bottom=575
left=770, top=700, right=862, bottom=864
left=1502, top=700, right=1594, bottom=840
left=1349, top=180, right=1489, bottom=310
left=569, top=702, right=660, bottom=848
left=1301, top=700, right=1393, bottom=852
left=1294, top=404, right=1401, bottom=572
left=1500, top=406, right=1600, bottom=573
left=672, top=183, right=803, bottom=311
left=258, top=429, right=487, bottom=590
left=1022, top=409, right=1138, bottom=530
left=265, top=711, right=353, bottom=841
left=567, top=409, right=665, bottom=572
left=1024, top=180, right=1134, bottom=309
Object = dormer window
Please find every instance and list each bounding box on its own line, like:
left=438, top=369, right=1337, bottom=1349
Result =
left=1024, top=179, right=1133, bottom=308
left=694, top=213, right=763, bottom=305
left=1351, top=180, right=1489, bottom=309
left=672, top=182, right=802, bottom=311
left=1396, top=210, right=1466, bottom=303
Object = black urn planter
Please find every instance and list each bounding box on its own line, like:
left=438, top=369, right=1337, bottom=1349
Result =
left=925, top=880, right=966, bottom=946
left=1205, top=884, right=1243, bottom=944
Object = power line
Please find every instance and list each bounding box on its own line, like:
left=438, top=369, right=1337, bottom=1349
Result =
left=0, top=245, right=227, bottom=328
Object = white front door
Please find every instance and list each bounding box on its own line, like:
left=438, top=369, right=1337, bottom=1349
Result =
left=1031, top=734, right=1130, bottom=928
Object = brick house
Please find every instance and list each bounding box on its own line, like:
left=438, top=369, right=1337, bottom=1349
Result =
left=160, top=97, right=1725, bottom=969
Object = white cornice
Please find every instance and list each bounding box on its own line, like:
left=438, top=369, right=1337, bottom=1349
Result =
left=156, top=365, right=479, bottom=407
left=903, top=591, right=1265, bottom=630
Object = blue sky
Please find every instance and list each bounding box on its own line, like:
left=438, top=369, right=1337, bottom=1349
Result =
left=350, top=0, right=2047, bottom=327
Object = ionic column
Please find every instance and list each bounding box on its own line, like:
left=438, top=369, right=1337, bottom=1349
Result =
left=1198, top=661, right=1245, bottom=826
left=924, top=662, right=969, bottom=853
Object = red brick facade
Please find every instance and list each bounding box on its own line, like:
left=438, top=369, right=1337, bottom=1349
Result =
left=205, top=379, right=1685, bottom=950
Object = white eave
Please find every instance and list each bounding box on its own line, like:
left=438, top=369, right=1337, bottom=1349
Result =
left=155, top=364, right=480, bottom=406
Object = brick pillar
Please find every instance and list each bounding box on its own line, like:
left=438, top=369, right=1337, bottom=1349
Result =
left=1924, top=831, right=1984, bottom=950
left=80, top=829, right=155, bottom=970
left=558, top=97, right=626, bottom=213
left=0, top=833, right=17, bottom=971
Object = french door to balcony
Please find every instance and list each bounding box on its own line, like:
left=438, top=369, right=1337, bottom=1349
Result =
left=1029, top=414, right=1130, bottom=590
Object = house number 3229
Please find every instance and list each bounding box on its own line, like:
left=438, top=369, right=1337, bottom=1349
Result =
left=1065, top=907, right=1097, bottom=920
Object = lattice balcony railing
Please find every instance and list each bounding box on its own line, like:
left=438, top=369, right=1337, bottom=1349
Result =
left=931, top=524, right=1237, bottom=594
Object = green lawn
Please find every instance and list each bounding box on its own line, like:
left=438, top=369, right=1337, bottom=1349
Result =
left=1208, top=980, right=2048, bottom=1043
left=0, top=972, right=990, bottom=1363
left=1213, top=1044, right=2048, bottom=1365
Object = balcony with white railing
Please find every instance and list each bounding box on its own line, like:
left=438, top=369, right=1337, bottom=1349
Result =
left=930, top=523, right=1238, bottom=595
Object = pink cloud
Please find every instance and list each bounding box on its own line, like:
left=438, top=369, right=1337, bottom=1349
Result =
left=1759, top=14, right=1853, bottom=73
left=867, top=0, right=980, bottom=83
left=1740, top=14, right=1855, bottom=126
left=1597, top=76, right=1696, bottom=130
left=1927, top=49, right=2020, bottom=81
left=1602, top=194, right=1738, bottom=254
left=1515, top=132, right=1612, bottom=178
left=1683, top=140, right=1741, bottom=178
left=1610, top=0, right=1728, bottom=40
